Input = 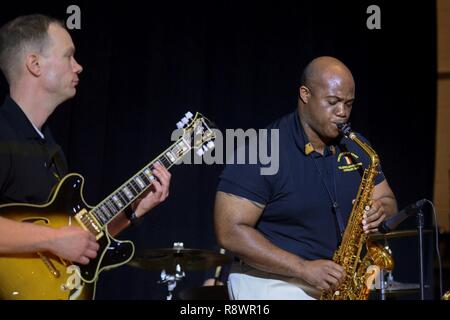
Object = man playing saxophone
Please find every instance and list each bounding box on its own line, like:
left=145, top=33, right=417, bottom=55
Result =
left=214, top=56, right=398, bottom=299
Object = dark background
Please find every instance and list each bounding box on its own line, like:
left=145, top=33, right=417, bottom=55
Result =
left=0, top=0, right=440, bottom=300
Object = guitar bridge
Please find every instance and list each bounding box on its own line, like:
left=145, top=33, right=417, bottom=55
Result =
left=75, top=209, right=104, bottom=240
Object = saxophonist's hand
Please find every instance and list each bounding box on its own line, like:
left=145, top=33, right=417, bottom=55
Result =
left=301, top=260, right=345, bottom=291
left=362, top=199, right=386, bottom=233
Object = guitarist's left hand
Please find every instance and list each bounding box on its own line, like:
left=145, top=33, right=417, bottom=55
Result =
left=108, top=162, right=171, bottom=235
left=133, top=162, right=171, bottom=218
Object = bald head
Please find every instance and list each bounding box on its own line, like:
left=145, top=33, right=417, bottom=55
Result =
left=300, top=56, right=354, bottom=93
left=298, top=56, right=355, bottom=145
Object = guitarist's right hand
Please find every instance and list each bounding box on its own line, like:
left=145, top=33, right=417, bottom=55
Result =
left=48, top=226, right=100, bottom=265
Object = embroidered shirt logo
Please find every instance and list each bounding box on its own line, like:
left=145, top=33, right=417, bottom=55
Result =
left=337, top=152, right=363, bottom=172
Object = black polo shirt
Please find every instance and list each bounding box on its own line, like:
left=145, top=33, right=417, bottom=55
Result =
left=0, top=96, right=68, bottom=205
left=217, top=110, right=385, bottom=261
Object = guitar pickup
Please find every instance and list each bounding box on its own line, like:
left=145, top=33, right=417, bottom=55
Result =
left=75, top=209, right=104, bottom=240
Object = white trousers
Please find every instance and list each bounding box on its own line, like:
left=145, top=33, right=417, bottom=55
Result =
left=227, top=261, right=321, bottom=300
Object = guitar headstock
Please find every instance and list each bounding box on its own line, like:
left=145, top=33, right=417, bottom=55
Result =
left=176, top=111, right=217, bottom=157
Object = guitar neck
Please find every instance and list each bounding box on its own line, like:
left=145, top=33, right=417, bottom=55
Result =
left=91, top=137, right=192, bottom=226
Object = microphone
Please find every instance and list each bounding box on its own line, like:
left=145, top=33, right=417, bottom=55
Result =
left=378, top=199, right=427, bottom=234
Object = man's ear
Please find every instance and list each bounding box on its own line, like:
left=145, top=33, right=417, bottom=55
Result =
left=299, top=85, right=310, bottom=104
left=25, top=53, right=42, bottom=77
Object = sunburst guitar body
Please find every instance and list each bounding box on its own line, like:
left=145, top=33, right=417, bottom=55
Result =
left=0, top=112, right=216, bottom=299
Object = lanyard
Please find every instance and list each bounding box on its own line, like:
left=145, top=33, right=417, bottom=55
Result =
left=297, top=115, right=345, bottom=239
left=311, top=153, right=345, bottom=239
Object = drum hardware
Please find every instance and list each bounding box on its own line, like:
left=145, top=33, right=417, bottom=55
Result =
left=128, top=242, right=231, bottom=300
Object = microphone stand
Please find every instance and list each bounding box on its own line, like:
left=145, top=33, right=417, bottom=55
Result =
left=417, top=207, right=425, bottom=300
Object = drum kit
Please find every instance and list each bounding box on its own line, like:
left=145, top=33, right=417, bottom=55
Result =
left=127, top=229, right=431, bottom=300
left=369, top=229, right=432, bottom=241
left=128, top=242, right=231, bottom=300
left=368, top=228, right=432, bottom=299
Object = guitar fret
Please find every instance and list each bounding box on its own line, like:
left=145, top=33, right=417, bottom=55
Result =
left=134, top=176, right=145, bottom=189
left=99, top=206, right=108, bottom=216
left=143, top=168, right=156, bottom=182
left=123, top=186, right=134, bottom=200
left=94, top=209, right=108, bottom=224
left=111, top=194, right=124, bottom=209
left=157, top=156, right=167, bottom=167
left=100, top=204, right=112, bottom=219
left=127, top=182, right=139, bottom=196
left=130, top=180, right=142, bottom=193
left=105, top=199, right=119, bottom=213
left=99, top=210, right=109, bottom=224
left=90, top=122, right=215, bottom=226
left=165, top=151, right=176, bottom=163
left=111, top=198, right=122, bottom=211
left=116, top=190, right=129, bottom=206
left=161, top=155, right=171, bottom=167
left=139, top=172, right=151, bottom=186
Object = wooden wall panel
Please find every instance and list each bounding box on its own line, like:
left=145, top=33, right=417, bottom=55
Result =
left=438, top=0, right=450, bottom=73
left=435, top=78, right=450, bottom=231
left=435, top=0, right=450, bottom=232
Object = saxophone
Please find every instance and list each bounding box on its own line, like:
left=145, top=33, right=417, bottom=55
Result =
left=320, top=123, right=394, bottom=300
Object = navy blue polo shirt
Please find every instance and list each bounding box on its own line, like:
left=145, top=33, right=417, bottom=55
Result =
left=0, top=96, right=68, bottom=204
left=217, top=110, right=385, bottom=261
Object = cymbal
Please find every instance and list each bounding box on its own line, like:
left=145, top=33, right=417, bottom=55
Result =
left=371, top=281, right=429, bottom=296
left=386, top=281, right=421, bottom=291
left=369, top=229, right=432, bottom=240
left=128, top=248, right=232, bottom=271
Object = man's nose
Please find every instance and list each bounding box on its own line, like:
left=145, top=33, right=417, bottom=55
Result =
left=72, top=57, right=83, bottom=74
left=335, top=103, right=347, bottom=118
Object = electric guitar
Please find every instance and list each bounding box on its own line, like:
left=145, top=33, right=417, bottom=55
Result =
left=0, top=112, right=216, bottom=300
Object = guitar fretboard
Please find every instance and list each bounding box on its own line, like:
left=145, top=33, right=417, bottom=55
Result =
left=91, top=137, right=191, bottom=226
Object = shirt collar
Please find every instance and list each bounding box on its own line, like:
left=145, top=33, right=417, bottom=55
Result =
left=31, top=122, right=45, bottom=139
left=1, top=95, right=51, bottom=140
left=292, top=109, right=337, bottom=157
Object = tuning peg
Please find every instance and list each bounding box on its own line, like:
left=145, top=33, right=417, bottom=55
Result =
left=176, top=121, right=184, bottom=129
left=207, top=141, right=215, bottom=149
left=185, top=111, right=193, bottom=119
left=196, top=148, right=205, bottom=157
left=181, top=117, right=189, bottom=125
left=195, top=126, right=204, bottom=135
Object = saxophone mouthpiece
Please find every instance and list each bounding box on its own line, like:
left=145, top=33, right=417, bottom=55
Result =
left=337, top=122, right=352, bottom=137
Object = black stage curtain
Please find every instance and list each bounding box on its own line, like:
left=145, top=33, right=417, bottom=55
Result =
left=0, top=1, right=437, bottom=299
